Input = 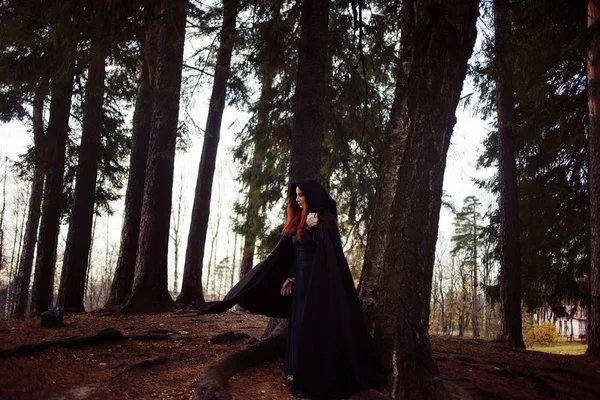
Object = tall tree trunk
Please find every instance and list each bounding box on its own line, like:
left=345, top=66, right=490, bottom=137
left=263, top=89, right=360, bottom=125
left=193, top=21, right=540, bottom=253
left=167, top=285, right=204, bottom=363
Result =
left=472, top=212, right=480, bottom=338
left=239, top=207, right=259, bottom=279
left=12, top=81, right=47, bottom=319
left=459, top=274, right=468, bottom=337
left=177, top=0, right=238, bottom=306
left=57, top=3, right=108, bottom=313
left=440, top=276, right=446, bottom=335
left=231, top=233, right=237, bottom=288
left=191, top=1, right=331, bottom=396
left=7, top=193, right=28, bottom=316
left=494, top=0, right=525, bottom=349
left=0, top=160, right=5, bottom=275
left=587, top=0, right=600, bottom=356
left=288, top=0, right=331, bottom=182
left=263, top=0, right=330, bottom=338
left=84, top=213, right=97, bottom=307
left=171, top=173, right=184, bottom=294
left=30, top=73, right=74, bottom=315
left=357, top=57, right=409, bottom=334
left=104, top=6, right=159, bottom=311
left=239, top=37, right=279, bottom=280
left=359, top=1, right=478, bottom=397
left=239, top=88, right=274, bottom=279
left=119, top=0, right=187, bottom=313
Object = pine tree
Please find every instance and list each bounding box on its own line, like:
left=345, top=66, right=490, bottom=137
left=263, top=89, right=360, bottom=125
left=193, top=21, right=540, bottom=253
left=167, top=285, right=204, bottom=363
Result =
left=119, top=0, right=188, bottom=313
left=30, top=3, right=80, bottom=314
left=57, top=0, right=110, bottom=313
left=473, top=0, right=589, bottom=320
left=177, top=0, right=239, bottom=306
left=104, top=2, right=160, bottom=311
left=451, top=196, right=484, bottom=338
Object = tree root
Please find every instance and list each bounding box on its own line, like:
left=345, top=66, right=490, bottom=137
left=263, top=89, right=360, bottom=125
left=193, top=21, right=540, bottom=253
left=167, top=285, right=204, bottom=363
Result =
left=0, top=328, right=123, bottom=359
left=110, top=356, right=169, bottom=380
left=193, top=365, right=233, bottom=400
left=192, top=318, right=288, bottom=400
left=101, top=352, right=154, bottom=359
left=209, top=331, right=250, bottom=344
left=127, top=333, right=173, bottom=341
left=0, top=327, right=189, bottom=359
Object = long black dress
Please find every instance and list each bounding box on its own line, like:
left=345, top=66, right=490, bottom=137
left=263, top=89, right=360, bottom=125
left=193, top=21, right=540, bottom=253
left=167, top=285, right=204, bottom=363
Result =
left=285, top=227, right=318, bottom=377
left=199, top=179, right=387, bottom=399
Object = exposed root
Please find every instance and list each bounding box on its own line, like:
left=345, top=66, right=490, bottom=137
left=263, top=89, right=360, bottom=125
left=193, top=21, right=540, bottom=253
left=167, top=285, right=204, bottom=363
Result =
left=193, top=365, right=233, bottom=400
left=110, top=356, right=169, bottom=380
left=0, top=327, right=190, bottom=359
left=192, top=318, right=287, bottom=400
left=127, top=333, right=173, bottom=341
left=209, top=331, right=250, bottom=344
left=0, top=328, right=123, bottom=358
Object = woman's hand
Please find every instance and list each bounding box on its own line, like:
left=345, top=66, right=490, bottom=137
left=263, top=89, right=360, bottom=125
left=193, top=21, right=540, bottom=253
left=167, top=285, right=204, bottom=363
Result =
left=280, top=278, right=294, bottom=296
left=306, top=212, right=318, bottom=227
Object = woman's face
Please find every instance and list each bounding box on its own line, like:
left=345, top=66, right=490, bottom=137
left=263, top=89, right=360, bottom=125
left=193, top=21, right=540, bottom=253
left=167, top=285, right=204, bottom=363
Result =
left=295, top=186, right=306, bottom=209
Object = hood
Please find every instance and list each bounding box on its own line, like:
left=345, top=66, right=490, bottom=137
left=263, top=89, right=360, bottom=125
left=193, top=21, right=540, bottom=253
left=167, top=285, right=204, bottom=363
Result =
left=289, top=178, right=338, bottom=219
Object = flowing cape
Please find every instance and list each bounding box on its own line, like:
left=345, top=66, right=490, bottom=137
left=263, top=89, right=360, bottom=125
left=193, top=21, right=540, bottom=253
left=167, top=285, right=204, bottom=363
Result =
left=198, top=215, right=387, bottom=398
left=199, top=235, right=295, bottom=318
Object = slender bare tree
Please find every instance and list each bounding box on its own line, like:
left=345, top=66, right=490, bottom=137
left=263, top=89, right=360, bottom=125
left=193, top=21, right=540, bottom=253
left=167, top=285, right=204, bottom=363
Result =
left=177, top=0, right=239, bottom=306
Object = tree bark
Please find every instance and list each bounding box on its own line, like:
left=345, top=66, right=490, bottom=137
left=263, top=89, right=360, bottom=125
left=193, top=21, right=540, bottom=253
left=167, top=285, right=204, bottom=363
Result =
left=254, top=0, right=332, bottom=363
left=288, top=0, right=331, bottom=182
left=0, top=162, right=5, bottom=276
left=192, top=1, right=331, bottom=396
left=57, top=3, right=108, bottom=313
left=30, top=73, right=74, bottom=315
left=177, top=0, right=238, bottom=306
left=360, top=1, right=478, bottom=398
left=239, top=25, right=279, bottom=280
left=587, top=0, right=600, bottom=356
left=104, top=6, right=159, bottom=311
left=261, top=0, right=332, bottom=337
left=12, top=81, right=47, bottom=319
left=494, top=0, right=526, bottom=349
left=357, top=58, right=409, bottom=334
left=239, top=207, right=258, bottom=279
left=472, top=211, right=480, bottom=338
left=119, top=0, right=187, bottom=313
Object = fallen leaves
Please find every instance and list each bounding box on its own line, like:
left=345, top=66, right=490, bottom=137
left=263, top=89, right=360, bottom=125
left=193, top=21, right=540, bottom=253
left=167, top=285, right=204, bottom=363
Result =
left=0, top=313, right=599, bottom=399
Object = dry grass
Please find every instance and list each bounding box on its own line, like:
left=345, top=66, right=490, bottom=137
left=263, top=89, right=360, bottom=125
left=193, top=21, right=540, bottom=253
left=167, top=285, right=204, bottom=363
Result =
left=528, top=341, right=587, bottom=355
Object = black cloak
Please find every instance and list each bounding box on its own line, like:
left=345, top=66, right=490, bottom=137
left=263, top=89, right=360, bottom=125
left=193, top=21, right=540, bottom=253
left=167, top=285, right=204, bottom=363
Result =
left=199, top=179, right=387, bottom=399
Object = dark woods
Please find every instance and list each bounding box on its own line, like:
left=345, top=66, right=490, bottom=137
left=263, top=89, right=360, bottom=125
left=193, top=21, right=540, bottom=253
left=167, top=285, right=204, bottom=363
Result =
left=0, top=0, right=599, bottom=399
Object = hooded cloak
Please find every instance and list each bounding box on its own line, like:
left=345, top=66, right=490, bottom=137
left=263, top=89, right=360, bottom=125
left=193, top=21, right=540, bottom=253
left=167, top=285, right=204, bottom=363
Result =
left=199, top=179, right=387, bottom=399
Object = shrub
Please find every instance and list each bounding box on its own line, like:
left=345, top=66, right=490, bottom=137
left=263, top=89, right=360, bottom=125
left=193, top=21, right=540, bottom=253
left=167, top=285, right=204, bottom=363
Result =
left=525, top=321, right=561, bottom=346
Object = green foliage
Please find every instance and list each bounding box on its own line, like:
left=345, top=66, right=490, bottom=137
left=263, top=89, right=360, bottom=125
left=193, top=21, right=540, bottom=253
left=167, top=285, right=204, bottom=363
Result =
left=0, top=2, right=56, bottom=122
left=525, top=321, right=561, bottom=346
left=229, top=1, right=399, bottom=269
left=1, top=0, right=140, bottom=216
left=451, top=196, right=484, bottom=263
left=472, top=0, right=589, bottom=311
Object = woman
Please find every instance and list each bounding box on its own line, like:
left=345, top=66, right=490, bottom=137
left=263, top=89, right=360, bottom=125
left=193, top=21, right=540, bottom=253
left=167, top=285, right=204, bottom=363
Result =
left=200, top=179, right=387, bottom=399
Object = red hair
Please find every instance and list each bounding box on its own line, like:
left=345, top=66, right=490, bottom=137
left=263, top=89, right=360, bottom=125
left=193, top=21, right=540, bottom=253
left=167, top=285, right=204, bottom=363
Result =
left=282, top=196, right=309, bottom=240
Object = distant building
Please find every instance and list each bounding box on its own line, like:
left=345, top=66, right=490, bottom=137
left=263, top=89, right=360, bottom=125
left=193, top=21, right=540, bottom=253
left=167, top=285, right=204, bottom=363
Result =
left=533, top=305, right=586, bottom=342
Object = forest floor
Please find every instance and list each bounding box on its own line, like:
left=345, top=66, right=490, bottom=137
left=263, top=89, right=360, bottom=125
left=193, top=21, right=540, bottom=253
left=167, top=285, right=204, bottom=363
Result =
left=1, top=311, right=600, bottom=400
